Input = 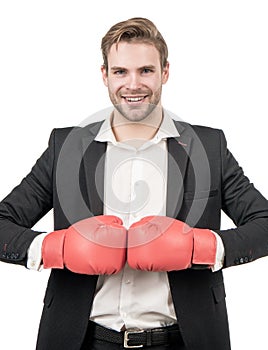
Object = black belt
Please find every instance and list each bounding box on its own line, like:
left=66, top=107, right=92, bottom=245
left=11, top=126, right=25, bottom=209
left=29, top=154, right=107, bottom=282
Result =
left=91, top=322, right=181, bottom=348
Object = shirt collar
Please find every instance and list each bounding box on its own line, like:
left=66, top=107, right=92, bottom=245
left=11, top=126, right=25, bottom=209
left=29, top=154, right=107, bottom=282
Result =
left=94, top=109, right=180, bottom=146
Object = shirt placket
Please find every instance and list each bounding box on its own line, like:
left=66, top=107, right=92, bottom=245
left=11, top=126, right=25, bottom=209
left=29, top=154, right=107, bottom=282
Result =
left=119, top=151, right=144, bottom=327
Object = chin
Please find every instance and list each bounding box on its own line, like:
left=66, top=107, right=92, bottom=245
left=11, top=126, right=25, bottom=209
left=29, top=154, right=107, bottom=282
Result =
left=116, top=104, right=157, bottom=122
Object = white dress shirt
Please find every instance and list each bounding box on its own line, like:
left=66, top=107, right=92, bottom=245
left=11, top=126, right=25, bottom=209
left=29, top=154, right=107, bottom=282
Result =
left=27, top=112, right=225, bottom=331
left=89, top=112, right=224, bottom=330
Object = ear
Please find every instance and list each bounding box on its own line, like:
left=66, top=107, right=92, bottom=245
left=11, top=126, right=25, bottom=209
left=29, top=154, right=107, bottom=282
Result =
left=101, top=65, right=108, bottom=86
left=162, top=61, right=169, bottom=84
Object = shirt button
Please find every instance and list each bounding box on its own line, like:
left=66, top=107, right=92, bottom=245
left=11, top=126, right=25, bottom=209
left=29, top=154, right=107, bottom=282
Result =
left=125, top=280, right=131, bottom=284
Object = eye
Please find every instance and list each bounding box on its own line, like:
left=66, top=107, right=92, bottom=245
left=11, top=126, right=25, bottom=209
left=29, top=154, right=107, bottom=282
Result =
left=141, top=67, right=154, bottom=74
left=113, top=69, right=126, bottom=75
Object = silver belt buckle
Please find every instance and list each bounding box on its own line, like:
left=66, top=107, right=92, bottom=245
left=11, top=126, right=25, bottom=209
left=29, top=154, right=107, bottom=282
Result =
left=124, top=328, right=145, bottom=348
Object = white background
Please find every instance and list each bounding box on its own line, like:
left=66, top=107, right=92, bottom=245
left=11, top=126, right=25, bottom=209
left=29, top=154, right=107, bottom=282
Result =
left=0, top=1, right=268, bottom=349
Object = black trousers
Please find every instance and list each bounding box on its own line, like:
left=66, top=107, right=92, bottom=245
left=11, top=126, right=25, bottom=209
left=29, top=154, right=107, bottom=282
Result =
left=81, top=322, right=186, bottom=350
left=85, top=339, right=183, bottom=349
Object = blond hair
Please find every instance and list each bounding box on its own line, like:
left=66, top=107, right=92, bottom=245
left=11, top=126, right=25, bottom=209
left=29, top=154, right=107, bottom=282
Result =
left=101, top=17, right=168, bottom=70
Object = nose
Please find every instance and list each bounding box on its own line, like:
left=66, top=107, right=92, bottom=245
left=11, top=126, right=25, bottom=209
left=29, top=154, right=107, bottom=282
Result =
left=125, top=72, right=142, bottom=90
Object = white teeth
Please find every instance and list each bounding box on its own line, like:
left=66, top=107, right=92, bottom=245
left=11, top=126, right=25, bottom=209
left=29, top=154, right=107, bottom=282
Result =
left=126, top=97, right=144, bottom=102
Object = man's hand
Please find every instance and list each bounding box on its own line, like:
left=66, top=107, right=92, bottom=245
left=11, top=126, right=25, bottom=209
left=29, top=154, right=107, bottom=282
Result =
left=127, top=216, right=216, bottom=271
left=42, top=215, right=127, bottom=275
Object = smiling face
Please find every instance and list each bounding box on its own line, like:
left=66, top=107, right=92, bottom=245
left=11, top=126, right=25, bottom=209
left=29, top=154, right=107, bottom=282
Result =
left=101, top=42, right=169, bottom=123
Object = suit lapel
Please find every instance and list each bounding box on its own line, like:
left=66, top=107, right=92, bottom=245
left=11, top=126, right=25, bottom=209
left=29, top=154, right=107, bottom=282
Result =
left=80, top=119, right=193, bottom=218
left=166, top=123, right=192, bottom=218
left=81, top=122, right=106, bottom=216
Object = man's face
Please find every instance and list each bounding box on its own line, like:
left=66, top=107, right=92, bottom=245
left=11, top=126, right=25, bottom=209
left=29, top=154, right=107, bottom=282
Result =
left=101, top=42, right=169, bottom=122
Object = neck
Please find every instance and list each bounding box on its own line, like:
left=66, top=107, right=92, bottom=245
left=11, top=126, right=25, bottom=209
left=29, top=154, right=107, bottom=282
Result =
left=111, top=108, right=163, bottom=143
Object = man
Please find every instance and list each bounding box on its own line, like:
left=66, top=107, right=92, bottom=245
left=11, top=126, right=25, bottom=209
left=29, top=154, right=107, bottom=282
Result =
left=1, top=17, right=268, bottom=350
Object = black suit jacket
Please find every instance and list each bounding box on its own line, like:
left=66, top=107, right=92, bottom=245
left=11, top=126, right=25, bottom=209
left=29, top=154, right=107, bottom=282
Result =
left=1, top=119, right=268, bottom=350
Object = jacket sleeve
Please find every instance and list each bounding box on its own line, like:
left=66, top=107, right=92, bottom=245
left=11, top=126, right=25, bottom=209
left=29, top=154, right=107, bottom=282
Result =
left=216, top=130, right=268, bottom=268
left=0, top=129, right=56, bottom=267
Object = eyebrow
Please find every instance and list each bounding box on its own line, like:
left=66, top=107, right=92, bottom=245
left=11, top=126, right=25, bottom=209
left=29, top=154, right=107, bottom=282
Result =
left=110, top=65, right=156, bottom=71
left=110, top=66, right=125, bottom=71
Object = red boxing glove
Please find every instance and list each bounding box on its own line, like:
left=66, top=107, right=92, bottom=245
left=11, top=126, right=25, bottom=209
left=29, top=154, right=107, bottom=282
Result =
left=127, top=216, right=216, bottom=272
left=42, top=215, right=127, bottom=275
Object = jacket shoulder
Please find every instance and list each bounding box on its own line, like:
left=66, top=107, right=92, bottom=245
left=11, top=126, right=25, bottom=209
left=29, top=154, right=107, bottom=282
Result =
left=175, top=120, right=225, bottom=146
left=49, top=120, right=105, bottom=146
left=176, top=120, right=223, bottom=136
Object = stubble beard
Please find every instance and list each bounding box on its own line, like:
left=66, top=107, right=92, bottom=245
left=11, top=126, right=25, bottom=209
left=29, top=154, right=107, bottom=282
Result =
left=109, top=87, right=162, bottom=123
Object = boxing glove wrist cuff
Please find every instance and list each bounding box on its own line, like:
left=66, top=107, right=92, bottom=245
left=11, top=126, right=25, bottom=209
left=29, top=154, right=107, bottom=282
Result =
left=192, top=229, right=217, bottom=265
left=42, top=229, right=66, bottom=269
